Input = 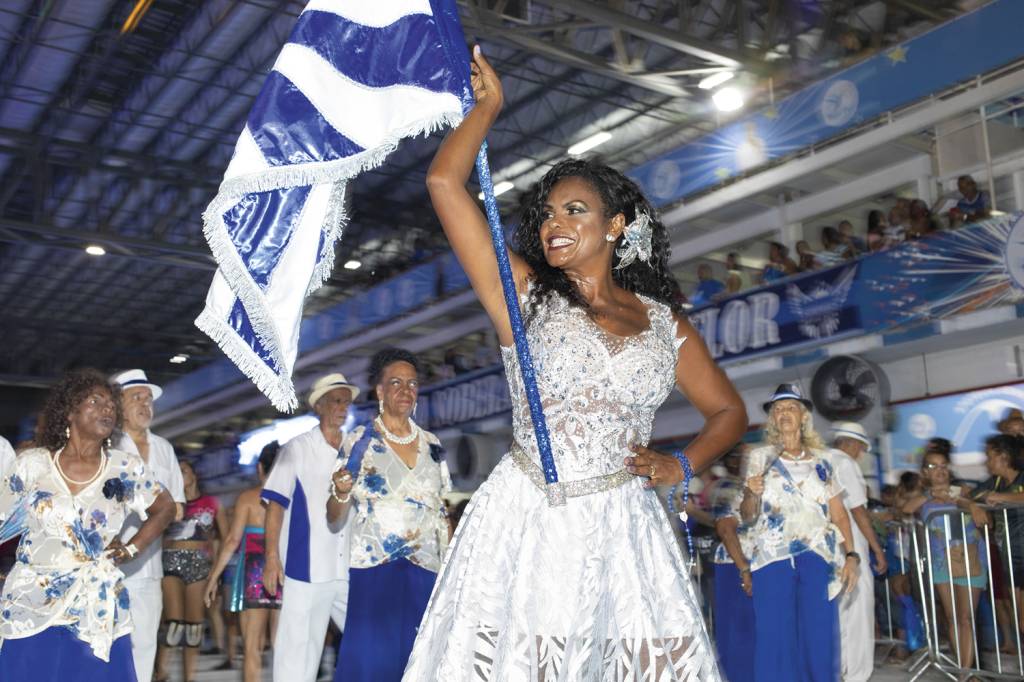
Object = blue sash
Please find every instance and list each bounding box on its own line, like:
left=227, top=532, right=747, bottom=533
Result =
left=342, top=423, right=379, bottom=477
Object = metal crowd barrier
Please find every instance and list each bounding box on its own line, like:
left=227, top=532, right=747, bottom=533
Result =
left=902, top=504, right=1024, bottom=681
left=693, top=504, right=1024, bottom=681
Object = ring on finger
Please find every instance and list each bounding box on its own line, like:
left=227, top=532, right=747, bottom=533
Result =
left=649, top=464, right=656, bottom=479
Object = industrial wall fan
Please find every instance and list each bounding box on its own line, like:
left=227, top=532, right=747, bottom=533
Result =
left=810, top=355, right=892, bottom=431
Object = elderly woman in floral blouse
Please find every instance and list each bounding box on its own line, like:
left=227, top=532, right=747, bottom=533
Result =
left=741, top=384, right=859, bottom=682
left=326, top=348, right=451, bottom=681
left=0, top=369, right=175, bottom=681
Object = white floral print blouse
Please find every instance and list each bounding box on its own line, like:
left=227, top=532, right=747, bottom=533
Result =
left=0, top=447, right=163, bottom=661
left=334, top=425, right=452, bottom=572
left=745, top=445, right=846, bottom=599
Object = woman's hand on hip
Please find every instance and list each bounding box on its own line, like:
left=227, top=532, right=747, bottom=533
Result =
left=625, top=446, right=682, bottom=489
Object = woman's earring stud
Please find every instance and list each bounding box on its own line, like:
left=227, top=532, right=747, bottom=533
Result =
left=605, top=233, right=615, bottom=242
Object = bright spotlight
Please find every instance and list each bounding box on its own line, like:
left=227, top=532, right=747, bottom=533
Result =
left=567, top=131, right=613, bottom=156
left=712, top=87, right=745, bottom=112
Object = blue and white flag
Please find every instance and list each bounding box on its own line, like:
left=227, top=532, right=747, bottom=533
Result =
left=196, top=0, right=471, bottom=411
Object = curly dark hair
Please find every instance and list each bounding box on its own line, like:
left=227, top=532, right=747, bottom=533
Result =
left=38, top=368, right=122, bottom=451
left=367, top=347, right=421, bottom=387
left=986, top=433, right=1024, bottom=470
left=515, top=158, right=684, bottom=318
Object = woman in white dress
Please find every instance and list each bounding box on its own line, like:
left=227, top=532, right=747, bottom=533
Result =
left=404, top=48, right=748, bottom=681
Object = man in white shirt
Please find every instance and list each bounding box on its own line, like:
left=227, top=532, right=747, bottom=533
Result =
left=830, top=421, right=887, bottom=682
left=262, top=373, right=358, bottom=681
left=111, top=369, right=187, bottom=682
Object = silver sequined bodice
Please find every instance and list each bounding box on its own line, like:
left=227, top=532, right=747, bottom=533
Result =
left=502, top=292, right=683, bottom=481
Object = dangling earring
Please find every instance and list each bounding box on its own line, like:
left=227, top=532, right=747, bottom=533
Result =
left=605, top=233, right=615, bottom=242
left=64, top=425, right=70, bottom=441
left=412, top=402, right=418, bottom=419
left=378, top=398, right=384, bottom=415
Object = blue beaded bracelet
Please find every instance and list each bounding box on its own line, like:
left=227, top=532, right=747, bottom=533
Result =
left=666, top=450, right=695, bottom=566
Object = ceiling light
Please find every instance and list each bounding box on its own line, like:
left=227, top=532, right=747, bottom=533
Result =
left=169, top=354, right=188, bottom=364
left=712, top=86, right=745, bottom=112
left=567, top=131, right=613, bottom=156
left=698, top=71, right=735, bottom=90
left=343, top=259, right=361, bottom=270
left=85, top=245, right=106, bottom=256
left=477, top=180, right=514, bottom=201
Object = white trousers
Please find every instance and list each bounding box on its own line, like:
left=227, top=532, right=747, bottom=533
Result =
left=273, top=576, right=349, bottom=682
left=126, top=577, right=163, bottom=682
left=840, top=534, right=875, bottom=682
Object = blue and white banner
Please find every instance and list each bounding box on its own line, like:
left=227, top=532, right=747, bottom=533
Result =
left=630, top=0, right=1024, bottom=206
left=196, top=0, right=471, bottom=411
left=691, top=213, right=1024, bottom=364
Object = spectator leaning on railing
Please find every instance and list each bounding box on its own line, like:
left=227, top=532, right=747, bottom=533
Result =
left=691, top=262, right=725, bottom=306
left=762, top=241, right=798, bottom=283
left=955, top=174, right=991, bottom=224
left=902, top=447, right=989, bottom=671
left=971, top=433, right=1024, bottom=643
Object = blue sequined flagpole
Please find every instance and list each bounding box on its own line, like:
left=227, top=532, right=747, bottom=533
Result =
left=429, top=5, right=563, bottom=505
left=475, top=144, right=563, bottom=505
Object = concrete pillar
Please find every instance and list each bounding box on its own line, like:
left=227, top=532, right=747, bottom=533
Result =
left=916, top=175, right=936, bottom=205
left=1012, top=170, right=1024, bottom=211
left=776, top=222, right=802, bottom=249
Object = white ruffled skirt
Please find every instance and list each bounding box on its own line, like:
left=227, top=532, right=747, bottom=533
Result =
left=402, top=456, right=722, bottom=681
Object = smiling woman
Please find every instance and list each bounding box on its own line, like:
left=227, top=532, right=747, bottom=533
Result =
left=407, top=47, right=748, bottom=681
left=326, top=347, right=451, bottom=682
left=0, top=368, right=175, bottom=681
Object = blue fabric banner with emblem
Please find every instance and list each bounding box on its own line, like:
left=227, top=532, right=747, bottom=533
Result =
left=690, top=213, right=1024, bottom=364
left=629, top=0, right=1024, bottom=206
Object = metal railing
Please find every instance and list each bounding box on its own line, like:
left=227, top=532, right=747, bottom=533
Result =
left=697, top=502, right=1024, bottom=681
left=900, top=504, right=1024, bottom=681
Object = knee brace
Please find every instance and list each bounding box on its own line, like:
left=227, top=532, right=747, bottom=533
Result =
left=184, top=621, right=204, bottom=648
left=163, top=620, right=184, bottom=647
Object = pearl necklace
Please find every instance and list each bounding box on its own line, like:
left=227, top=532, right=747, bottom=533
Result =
left=375, top=416, right=420, bottom=445
left=54, top=446, right=106, bottom=487
left=781, top=449, right=809, bottom=461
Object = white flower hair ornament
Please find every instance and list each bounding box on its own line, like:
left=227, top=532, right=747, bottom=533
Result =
left=614, top=209, right=654, bottom=269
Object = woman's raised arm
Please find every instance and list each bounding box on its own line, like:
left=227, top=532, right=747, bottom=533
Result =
left=425, top=46, right=531, bottom=346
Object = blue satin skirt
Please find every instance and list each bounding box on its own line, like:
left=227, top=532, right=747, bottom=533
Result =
left=0, top=626, right=136, bottom=681
left=334, top=558, right=437, bottom=682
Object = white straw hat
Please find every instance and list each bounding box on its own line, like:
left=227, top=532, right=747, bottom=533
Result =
left=110, top=369, right=163, bottom=401
left=832, top=421, right=871, bottom=451
left=308, top=373, right=360, bottom=408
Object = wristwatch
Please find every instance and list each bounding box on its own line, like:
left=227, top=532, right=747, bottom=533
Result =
left=845, top=551, right=861, bottom=563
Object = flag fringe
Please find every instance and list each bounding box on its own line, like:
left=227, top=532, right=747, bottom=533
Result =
left=194, top=307, right=299, bottom=411
left=199, top=110, right=463, bottom=411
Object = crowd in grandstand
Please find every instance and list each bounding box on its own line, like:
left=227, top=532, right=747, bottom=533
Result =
left=689, top=173, right=993, bottom=306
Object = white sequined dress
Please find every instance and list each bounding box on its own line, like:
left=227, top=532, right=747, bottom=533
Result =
left=403, top=292, right=721, bottom=681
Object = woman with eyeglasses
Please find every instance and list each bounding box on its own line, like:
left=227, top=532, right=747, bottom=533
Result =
left=903, top=448, right=989, bottom=671
left=326, top=347, right=451, bottom=681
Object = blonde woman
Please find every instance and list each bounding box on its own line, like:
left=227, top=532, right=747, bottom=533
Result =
left=741, top=384, right=859, bottom=682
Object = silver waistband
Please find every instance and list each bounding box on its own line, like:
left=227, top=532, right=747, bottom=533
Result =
left=509, top=446, right=634, bottom=504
